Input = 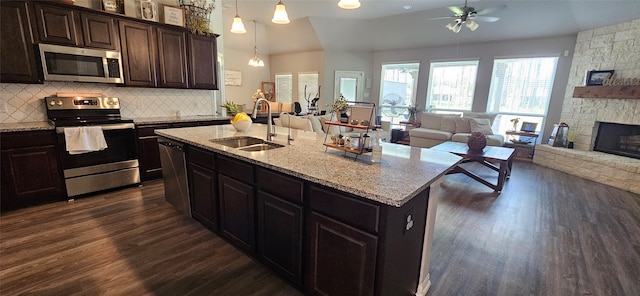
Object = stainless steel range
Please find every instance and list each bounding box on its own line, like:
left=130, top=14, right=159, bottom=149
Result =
left=45, top=96, right=140, bottom=197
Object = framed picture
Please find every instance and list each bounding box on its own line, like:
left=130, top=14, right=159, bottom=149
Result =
left=162, top=5, right=184, bottom=27
left=520, top=122, right=538, bottom=132
left=140, top=0, right=158, bottom=22
left=586, top=70, right=614, bottom=86
left=224, top=70, right=242, bottom=86
left=262, top=82, right=275, bottom=101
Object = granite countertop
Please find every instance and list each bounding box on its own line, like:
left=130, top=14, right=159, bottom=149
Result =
left=0, top=121, right=54, bottom=133
left=133, top=115, right=230, bottom=125
left=156, top=124, right=462, bottom=207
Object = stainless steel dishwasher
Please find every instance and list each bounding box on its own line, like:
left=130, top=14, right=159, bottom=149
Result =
left=158, top=137, right=191, bottom=217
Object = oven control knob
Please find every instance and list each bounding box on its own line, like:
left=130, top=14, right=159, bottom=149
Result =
left=49, top=100, right=56, bottom=106
left=57, top=100, right=63, bottom=106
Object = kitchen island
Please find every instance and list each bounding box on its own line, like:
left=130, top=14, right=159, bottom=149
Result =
left=156, top=123, right=461, bottom=296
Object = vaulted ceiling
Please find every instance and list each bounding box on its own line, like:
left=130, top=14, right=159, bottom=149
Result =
left=221, top=0, right=640, bottom=55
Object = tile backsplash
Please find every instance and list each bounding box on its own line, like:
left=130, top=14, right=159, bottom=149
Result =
left=0, top=82, right=218, bottom=123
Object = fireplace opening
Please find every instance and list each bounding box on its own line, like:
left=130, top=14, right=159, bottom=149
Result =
left=594, top=122, right=640, bottom=160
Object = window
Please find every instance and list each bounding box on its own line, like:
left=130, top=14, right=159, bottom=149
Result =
left=275, top=73, right=292, bottom=103
left=487, top=57, right=559, bottom=136
left=298, top=72, right=319, bottom=110
left=379, top=63, right=420, bottom=124
left=426, top=60, right=478, bottom=112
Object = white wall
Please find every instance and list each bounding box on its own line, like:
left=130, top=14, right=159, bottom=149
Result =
left=372, top=35, right=577, bottom=141
left=323, top=50, right=374, bottom=105
left=223, top=48, right=271, bottom=110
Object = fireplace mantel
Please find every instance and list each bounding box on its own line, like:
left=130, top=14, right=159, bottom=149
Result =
left=572, top=85, right=640, bottom=99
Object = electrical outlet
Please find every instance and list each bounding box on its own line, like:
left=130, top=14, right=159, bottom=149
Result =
left=0, top=102, right=7, bottom=113
left=136, top=100, right=144, bottom=109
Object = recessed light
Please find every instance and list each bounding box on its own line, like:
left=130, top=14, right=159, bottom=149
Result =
left=403, top=5, right=412, bottom=10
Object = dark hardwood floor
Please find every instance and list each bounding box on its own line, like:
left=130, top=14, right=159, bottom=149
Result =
left=1, top=162, right=639, bottom=295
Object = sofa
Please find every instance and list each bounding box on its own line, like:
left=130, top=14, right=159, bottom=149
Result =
left=273, top=113, right=390, bottom=141
left=408, top=112, right=504, bottom=148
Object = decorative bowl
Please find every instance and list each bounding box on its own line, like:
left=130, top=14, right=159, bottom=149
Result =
left=231, top=119, right=252, bottom=132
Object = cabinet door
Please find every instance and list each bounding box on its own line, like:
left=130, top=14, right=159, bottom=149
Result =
left=119, top=20, right=157, bottom=87
left=257, top=191, right=303, bottom=285
left=0, top=1, right=41, bottom=83
left=138, top=136, right=163, bottom=181
left=308, top=212, right=377, bottom=296
left=189, top=163, right=218, bottom=231
left=219, top=174, right=255, bottom=254
left=1, top=145, right=64, bottom=211
left=187, top=34, right=218, bottom=90
left=157, top=28, right=188, bottom=88
left=80, top=12, right=118, bottom=50
left=32, top=3, right=81, bottom=46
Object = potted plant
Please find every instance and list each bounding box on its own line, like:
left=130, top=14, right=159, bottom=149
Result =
left=407, top=104, right=420, bottom=122
left=221, top=101, right=240, bottom=117
left=328, top=94, right=349, bottom=122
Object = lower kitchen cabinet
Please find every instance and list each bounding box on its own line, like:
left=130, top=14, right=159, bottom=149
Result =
left=308, top=212, right=378, bottom=296
left=219, top=174, right=255, bottom=254
left=257, top=191, right=303, bottom=285
left=1, top=130, right=64, bottom=211
left=187, top=146, right=218, bottom=231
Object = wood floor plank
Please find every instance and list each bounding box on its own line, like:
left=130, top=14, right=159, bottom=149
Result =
left=1, top=161, right=639, bottom=295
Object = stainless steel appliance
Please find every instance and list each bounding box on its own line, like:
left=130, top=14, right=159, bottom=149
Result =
left=45, top=96, right=140, bottom=197
left=39, top=43, right=124, bottom=84
left=158, top=137, right=191, bottom=217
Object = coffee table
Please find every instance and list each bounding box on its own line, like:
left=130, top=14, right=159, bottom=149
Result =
left=431, top=141, right=515, bottom=192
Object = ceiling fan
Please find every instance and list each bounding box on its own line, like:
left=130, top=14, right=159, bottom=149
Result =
left=431, top=0, right=507, bottom=33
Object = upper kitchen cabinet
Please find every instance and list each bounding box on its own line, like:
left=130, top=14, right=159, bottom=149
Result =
left=119, top=20, right=157, bottom=87
left=0, top=1, right=41, bottom=83
left=157, top=28, right=188, bottom=88
left=31, top=2, right=82, bottom=46
left=80, top=12, right=119, bottom=50
left=188, top=34, right=219, bottom=90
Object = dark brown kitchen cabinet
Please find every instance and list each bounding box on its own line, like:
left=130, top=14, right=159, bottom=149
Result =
left=0, top=1, right=41, bottom=83
left=218, top=174, right=256, bottom=254
left=187, top=147, right=218, bottom=231
left=80, top=12, right=119, bottom=50
left=32, top=2, right=81, bottom=46
left=136, top=124, right=168, bottom=181
left=257, top=191, right=303, bottom=285
left=308, top=212, right=378, bottom=296
left=188, top=34, right=219, bottom=90
left=1, top=130, right=64, bottom=212
left=157, top=28, right=188, bottom=88
left=119, top=20, right=157, bottom=87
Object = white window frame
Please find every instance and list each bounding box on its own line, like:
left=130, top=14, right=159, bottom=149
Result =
left=298, top=71, right=319, bottom=112
left=275, top=73, right=292, bottom=103
left=425, top=60, right=479, bottom=112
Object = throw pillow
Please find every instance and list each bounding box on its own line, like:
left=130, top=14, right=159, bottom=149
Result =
left=469, top=118, right=494, bottom=135
left=421, top=113, right=444, bottom=130
left=464, top=112, right=498, bottom=125
left=455, top=118, right=472, bottom=133
left=440, top=116, right=457, bottom=133
left=280, top=113, right=313, bottom=131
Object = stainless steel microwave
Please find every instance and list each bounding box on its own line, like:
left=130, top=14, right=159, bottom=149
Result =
left=38, top=43, right=124, bottom=84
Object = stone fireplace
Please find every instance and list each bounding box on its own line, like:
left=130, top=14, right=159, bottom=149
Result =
left=593, top=122, right=640, bottom=160
left=532, top=19, right=640, bottom=195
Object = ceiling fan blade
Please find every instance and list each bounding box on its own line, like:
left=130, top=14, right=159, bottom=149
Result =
left=475, top=4, right=507, bottom=16
left=448, top=6, right=465, bottom=15
left=427, top=16, right=458, bottom=20
left=474, top=16, right=500, bottom=22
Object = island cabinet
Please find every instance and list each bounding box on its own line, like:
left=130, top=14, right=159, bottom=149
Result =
left=0, top=1, right=40, bottom=83
left=256, top=168, right=304, bottom=286
left=186, top=147, right=218, bottom=231
left=217, top=155, right=257, bottom=255
left=1, top=130, right=65, bottom=212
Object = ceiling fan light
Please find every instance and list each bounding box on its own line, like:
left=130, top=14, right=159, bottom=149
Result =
left=272, top=1, right=290, bottom=24
left=452, top=24, right=462, bottom=33
left=466, top=19, right=479, bottom=31
left=231, top=16, right=247, bottom=33
left=338, top=0, right=360, bottom=10
left=446, top=22, right=457, bottom=30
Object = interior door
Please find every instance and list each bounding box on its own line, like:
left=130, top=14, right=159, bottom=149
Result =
left=335, top=71, right=364, bottom=102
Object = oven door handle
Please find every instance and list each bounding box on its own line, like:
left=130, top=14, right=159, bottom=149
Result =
left=56, top=123, right=135, bottom=134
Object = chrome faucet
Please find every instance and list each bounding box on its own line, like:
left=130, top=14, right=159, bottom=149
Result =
left=252, top=98, right=276, bottom=141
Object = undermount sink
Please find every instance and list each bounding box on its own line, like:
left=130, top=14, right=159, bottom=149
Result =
left=210, top=136, right=284, bottom=151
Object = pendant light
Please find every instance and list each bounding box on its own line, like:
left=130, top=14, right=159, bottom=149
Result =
left=248, top=20, right=264, bottom=67
left=230, top=0, right=246, bottom=33
left=338, top=0, right=360, bottom=9
left=272, top=0, right=290, bottom=24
